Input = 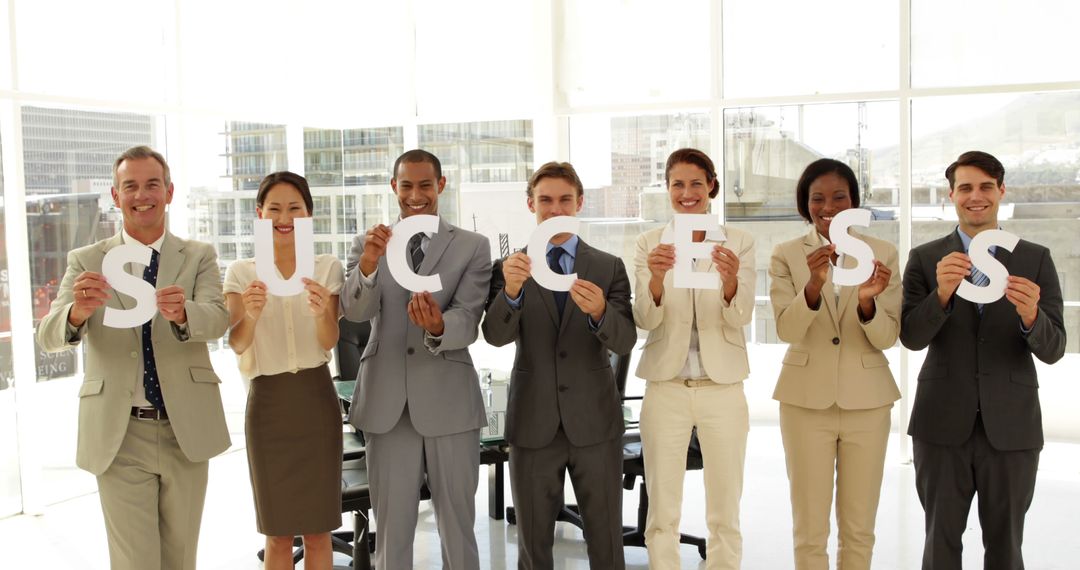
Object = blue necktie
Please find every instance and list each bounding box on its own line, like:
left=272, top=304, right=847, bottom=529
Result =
left=547, top=246, right=568, bottom=317
left=970, top=263, right=991, bottom=314
left=142, top=249, right=165, bottom=410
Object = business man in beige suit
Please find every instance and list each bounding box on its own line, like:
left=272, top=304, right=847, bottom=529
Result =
left=768, top=159, right=900, bottom=570
left=37, top=146, right=231, bottom=570
left=633, top=148, right=755, bottom=570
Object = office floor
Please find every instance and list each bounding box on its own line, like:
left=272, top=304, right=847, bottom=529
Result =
left=2, top=425, right=1078, bottom=569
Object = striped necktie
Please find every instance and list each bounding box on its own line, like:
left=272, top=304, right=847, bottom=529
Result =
left=408, top=234, right=425, bottom=272
left=970, top=264, right=991, bottom=314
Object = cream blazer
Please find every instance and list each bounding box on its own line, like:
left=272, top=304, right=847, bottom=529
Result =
left=633, top=223, right=756, bottom=384
left=36, top=232, right=231, bottom=475
left=769, top=228, right=901, bottom=410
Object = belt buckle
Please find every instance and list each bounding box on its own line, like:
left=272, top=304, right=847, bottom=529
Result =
left=683, top=379, right=693, bottom=388
left=132, top=407, right=164, bottom=420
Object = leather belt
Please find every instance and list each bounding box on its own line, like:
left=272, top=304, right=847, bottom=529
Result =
left=671, top=378, right=714, bottom=388
left=131, top=406, right=168, bottom=420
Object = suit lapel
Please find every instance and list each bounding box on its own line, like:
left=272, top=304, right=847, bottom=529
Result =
left=156, top=233, right=185, bottom=292
left=557, top=240, right=593, bottom=335
left=837, top=245, right=859, bottom=321
left=801, top=230, right=840, bottom=334
left=418, top=217, right=454, bottom=275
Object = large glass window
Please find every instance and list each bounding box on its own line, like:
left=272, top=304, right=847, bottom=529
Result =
left=414, top=0, right=540, bottom=118
left=419, top=120, right=534, bottom=227
left=724, top=101, right=900, bottom=344
left=23, top=106, right=158, bottom=382
left=723, top=0, right=898, bottom=98
left=15, top=0, right=168, bottom=103
left=911, top=92, right=1080, bottom=353
left=912, top=0, right=1080, bottom=88
left=303, top=126, right=404, bottom=265
left=558, top=0, right=712, bottom=108
left=179, top=0, right=411, bottom=120
left=568, top=112, right=711, bottom=269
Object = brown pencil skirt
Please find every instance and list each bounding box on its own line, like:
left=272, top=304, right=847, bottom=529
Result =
left=246, top=363, right=343, bottom=536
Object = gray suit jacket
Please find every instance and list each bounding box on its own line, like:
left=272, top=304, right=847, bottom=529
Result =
left=900, top=230, right=1066, bottom=450
left=36, top=232, right=231, bottom=475
left=481, top=240, right=636, bottom=449
left=341, top=217, right=492, bottom=437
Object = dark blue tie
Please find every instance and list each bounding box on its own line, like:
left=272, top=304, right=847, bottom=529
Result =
left=142, top=249, right=165, bottom=410
left=547, top=246, right=568, bottom=317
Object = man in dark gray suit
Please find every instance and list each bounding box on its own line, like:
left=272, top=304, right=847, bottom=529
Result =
left=341, top=149, right=491, bottom=570
left=900, top=151, right=1066, bottom=569
left=482, top=161, right=636, bottom=569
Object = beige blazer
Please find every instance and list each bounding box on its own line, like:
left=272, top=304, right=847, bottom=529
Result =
left=37, top=232, right=231, bottom=475
left=769, top=228, right=901, bottom=410
left=633, top=223, right=756, bottom=384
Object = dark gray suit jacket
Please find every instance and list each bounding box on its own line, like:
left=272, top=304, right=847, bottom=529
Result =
left=481, top=240, right=636, bottom=449
left=900, top=230, right=1066, bottom=451
left=340, top=217, right=492, bottom=437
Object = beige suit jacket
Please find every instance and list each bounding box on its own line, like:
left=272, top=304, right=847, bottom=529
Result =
left=37, top=232, right=231, bottom=475
left=769, top=228, right=901, bottom=410
left=633, top=223, right=756, bottom=384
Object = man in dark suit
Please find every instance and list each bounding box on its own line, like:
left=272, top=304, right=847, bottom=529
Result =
left=900, top=150, right=1066, bottom=569
left=482, top=161, right=636, bottom=569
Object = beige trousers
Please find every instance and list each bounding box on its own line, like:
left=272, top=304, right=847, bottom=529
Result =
left=640, top=380, right=749, bottom=570
left=779, top=403, right=892, bottom=570
left=96, top=416, right=209, bottom=570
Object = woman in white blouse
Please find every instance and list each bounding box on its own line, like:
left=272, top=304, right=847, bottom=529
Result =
left=224, top=171, right=344, bottom=570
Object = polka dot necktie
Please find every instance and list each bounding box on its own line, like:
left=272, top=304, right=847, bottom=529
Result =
left=142, top=249, right=165, bottom=410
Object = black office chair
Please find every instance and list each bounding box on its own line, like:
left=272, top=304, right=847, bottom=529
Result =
left=618, top=357, right=708, bottom=560
left=257, top=318, right=372, bottom=564
left=503, top=350, right=707, bottom=560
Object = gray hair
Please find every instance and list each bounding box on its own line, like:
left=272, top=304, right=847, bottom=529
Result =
left=113, top=145, right=171, bottom=189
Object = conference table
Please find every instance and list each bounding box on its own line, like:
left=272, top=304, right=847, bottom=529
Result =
left=334, top=379, right=512, bottom=521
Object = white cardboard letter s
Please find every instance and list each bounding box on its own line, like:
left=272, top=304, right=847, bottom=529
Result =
left=102, top=244, right=158, bottom=328
left=673, top=214, right=725, bottom=289
left=829, top=208, right=875, bottom=287
left=387, top=214, right=443, bottom=293
left=528, top=216, right=579, bottom=291
left=956, top=229, right=1020, bottom=304
left=254, top=218, right=316, bottom=296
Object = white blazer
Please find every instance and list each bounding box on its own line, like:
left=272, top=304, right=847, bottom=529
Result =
left=633, top=223, right=756, bottom=384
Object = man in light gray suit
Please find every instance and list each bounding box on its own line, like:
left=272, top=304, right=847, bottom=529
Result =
left=37, top=146, right=230, bottom=570
left=482, top=162, right=635, bottom=569
left=341, top=149, right=491, bottom=570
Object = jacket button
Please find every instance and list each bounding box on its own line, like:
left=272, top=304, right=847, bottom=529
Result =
left=130, top=351, right=138, bottom=359
left=558, top=385, right=569, bottom=392
left=832, top=337, right=840, bottom=345
left=559, top=351, right=567, bottom=358
left=407, top=347, right=415, bottom=355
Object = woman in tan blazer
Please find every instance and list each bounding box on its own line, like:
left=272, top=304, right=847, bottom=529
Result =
left=633, top=148, right=756, bottom=570
left=768, top=159, right=900, bottom=570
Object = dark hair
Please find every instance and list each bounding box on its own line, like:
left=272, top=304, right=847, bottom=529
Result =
left=945, top=150, right=1005, bottom=189
left=113, top=145, right=171, bottom=188
left=256, top=171, right=313, bottom=213
left=795, top=158, right=861, bottom=223
left=526, top=161, right=584, bottom=198
left=393, top=149, right=442, bottom=181
left=665, top=148, right=718, bottom=199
